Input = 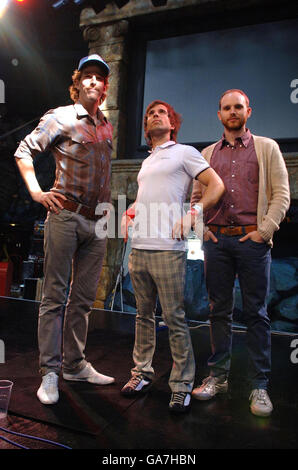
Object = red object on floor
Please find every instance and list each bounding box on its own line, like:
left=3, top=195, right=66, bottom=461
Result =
left=0, top=261, right=13, bottom=296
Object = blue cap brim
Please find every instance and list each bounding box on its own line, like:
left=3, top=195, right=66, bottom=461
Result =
left=78, top=55, right=110, bottom=77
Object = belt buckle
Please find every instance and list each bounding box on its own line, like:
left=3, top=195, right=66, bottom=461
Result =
left=226, top=225, right=237, bottom=236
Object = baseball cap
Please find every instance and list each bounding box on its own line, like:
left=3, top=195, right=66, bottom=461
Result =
left=78, top=54, right=110, bottom=77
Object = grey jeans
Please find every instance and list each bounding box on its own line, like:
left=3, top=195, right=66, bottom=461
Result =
left=38, top=209, right=106, bottom=376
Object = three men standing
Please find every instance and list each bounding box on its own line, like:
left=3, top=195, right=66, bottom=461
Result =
left=14, top=49, right=290, bottom=420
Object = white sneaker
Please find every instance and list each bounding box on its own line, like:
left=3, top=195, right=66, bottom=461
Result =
left=192, top=375, right=228, bottom=401
left=63, top=362, right=115, bottom=385
left=249, top=389, right=273, bottom=417
left=37, top=372, right=59, bottom=405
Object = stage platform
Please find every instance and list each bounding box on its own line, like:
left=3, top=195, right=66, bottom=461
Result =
left=0, top=297, right=297, bottom=452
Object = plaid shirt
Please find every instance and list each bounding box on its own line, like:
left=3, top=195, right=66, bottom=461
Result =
left=15, top=102, right=113, bottom=208
left=203, top=129, right=259, bottom=226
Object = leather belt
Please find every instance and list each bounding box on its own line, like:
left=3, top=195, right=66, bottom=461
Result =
left=208, top=225, right=257, bottom=236
left=61, top=199, right=104, bottom=221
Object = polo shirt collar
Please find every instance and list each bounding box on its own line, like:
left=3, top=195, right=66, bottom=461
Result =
left=149, top=140, right=176, bottom=153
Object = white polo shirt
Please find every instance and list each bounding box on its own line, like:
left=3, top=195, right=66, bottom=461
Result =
left=131, top=141, right=209, bottom=251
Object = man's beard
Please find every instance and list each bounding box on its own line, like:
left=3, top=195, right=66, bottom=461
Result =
left=223, top=117, right=246, bottom=132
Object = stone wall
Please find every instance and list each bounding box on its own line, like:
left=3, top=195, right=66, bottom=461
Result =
left=93, top=159, right=142, bottom=309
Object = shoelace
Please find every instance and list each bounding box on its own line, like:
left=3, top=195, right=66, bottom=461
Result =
left=128, top=375, right=143, bottom=387
left=202, top=376, right=217, bottom=388
left=250, top=389, right=268, bottom=404
left=44, top=373, right=57, bottom=389
left=202, top=376, right=214, bottom=384
left=171, top=392, right=186, bottom=405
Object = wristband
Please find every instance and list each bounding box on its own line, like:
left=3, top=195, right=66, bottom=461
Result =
left=125, top=208, right=135, bottom=219
left=187, top=204, right=202, bottom=216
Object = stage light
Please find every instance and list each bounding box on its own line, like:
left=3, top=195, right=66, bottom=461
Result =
left=50, top=0, right=127, bottom=12
left=0, top=0, right=9, bottom=18
left=52, top=0, right=69, bottom=8
left=151, top=0, right=167, bottom=6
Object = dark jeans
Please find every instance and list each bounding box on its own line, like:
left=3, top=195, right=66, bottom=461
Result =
left=204, top=234, right=271, bottom=389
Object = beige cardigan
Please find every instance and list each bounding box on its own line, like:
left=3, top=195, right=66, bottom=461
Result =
left=191, top=135, right=290, bottom=246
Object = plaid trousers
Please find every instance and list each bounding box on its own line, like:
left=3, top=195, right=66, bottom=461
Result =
left=128, top=249, right=195, bottom=392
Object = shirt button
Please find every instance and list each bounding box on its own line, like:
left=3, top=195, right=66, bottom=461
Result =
left=231, top=205, right=234, bottom=208
left=232, top=174, right=235, bottom=178
left=232, top=160, right=235, bottom=163
left=231, top=189, right=234, bottom=192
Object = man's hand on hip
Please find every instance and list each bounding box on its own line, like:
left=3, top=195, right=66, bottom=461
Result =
left=33, top=191, right=66, bottom=214
left=239, top=230, right=265, bottom=243
left=204, top=230, right=218, bottom=243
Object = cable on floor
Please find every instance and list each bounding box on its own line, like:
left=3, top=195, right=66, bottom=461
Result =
left=0, top=425, right=72, bottom=450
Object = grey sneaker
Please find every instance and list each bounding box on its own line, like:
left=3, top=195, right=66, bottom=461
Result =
left=37, top=372, right=59, bottom=405
left=249, top=389, right=273, bottom=417
left=192, top=375, right=228, bottom=401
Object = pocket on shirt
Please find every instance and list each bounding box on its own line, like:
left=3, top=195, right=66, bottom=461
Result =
left=69, top=137, right=93, bottom=146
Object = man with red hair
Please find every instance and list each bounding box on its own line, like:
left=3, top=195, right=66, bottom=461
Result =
left=191, top=89, right=290, bottom=417
left=120, top=100, right=224, bottom=412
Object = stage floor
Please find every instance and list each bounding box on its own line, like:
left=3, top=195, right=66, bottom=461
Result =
left=0, top=297, right=297, bottom=451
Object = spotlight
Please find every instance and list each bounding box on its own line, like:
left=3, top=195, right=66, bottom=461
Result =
left=52, top=0, right=69, bottom=8
left=151, top=0, right=167, bottom=6
left=0, top=0, right=9, bottom=18
left=114, top=0, right=129, bottom=8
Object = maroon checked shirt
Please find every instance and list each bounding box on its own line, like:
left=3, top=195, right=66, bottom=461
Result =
left=204, top=129, right=259, bottom=226
left=15, top=102, right=113, bottom=208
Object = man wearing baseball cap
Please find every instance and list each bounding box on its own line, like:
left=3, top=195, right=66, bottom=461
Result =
left=15, top=54, right=115, bottom=405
